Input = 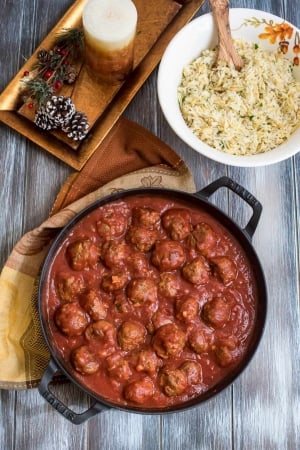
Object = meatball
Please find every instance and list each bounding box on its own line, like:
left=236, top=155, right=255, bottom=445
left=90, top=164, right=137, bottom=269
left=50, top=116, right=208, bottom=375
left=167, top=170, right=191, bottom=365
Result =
left=114, top=293, right=133, bottom=314
left=180, top=360, right=203, bottom=385
left=152, top=324, right=186, bottom=359
left=176, top=296, right=199, bottom=322
left=96, top=205, right=129, bottom=239
left=211, top=256, right=237, bottom=285
left=182, top=257, right=210, bottom=285
left=188, top=222, right=217, bottom=256
left=106, top=352, right=132, bottom=381
left=124, top=377, right=154, bottom=404
left=101, top=272, right=128, bottom=292
left=214, top=346, right=234, bottom=367
left=85, top=320, right=116, bottom=346
left=214, top=336, right=238, bottom=367
left=102, top=240, right=130, bottom=269
left=127, top=278, right=157, bottom=305
left=162, top=208, right=192, bottom=241
left=126, top=252, right=149, bottom=277
left=135, top=349, right=161, bottom=376
left=56, top=272, right=85, bottom=302
left=85, top=320, right=116, bottom=344
left=80, top=289, right=108, bottom=320
left=132, top=207, right=161, bottom=228
left=201, top=297, right=231, bottom=328
left=158, top=272, right=182, bottom=298
left=126, top=226, right=158, bottom=252
left=67, top=239, right=100, bottom=271
left=71, top=345, right=99, bottom=375
left=151, top=240, right=185, bottom=271
left=188, top=327, right=214, bottom=354
left=117, top=320, right=146, bottom=351
left=55, top=302, right=88, bottom=337
left=147, top=310, right=173, bottom=333
left=159, top=367, right=187, bottom=397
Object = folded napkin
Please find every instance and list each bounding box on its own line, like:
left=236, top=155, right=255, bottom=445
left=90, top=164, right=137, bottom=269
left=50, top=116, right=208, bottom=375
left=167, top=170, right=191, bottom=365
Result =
left=0, top=118, right=195, bottom=389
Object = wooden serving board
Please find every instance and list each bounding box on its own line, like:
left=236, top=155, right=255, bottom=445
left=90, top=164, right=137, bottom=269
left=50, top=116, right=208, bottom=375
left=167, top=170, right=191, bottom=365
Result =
left=0, top=0, right=205, bottom=170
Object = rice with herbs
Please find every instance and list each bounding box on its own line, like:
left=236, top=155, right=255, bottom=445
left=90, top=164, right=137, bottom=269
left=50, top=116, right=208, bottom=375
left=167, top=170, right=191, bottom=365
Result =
left=178, top=40, right=300, bottom=155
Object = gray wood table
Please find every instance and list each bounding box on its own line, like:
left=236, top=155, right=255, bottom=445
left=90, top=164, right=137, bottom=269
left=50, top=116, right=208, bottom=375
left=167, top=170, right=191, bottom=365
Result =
left=1, top=0, right=299, bottom=449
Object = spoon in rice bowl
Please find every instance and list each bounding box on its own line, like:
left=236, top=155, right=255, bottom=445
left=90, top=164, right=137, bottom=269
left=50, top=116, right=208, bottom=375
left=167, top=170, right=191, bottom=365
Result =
left=209, top=0, right=244, bottom=70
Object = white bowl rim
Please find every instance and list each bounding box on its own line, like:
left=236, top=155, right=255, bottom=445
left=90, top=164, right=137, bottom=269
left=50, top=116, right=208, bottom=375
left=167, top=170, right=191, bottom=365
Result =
left=157, top=8, right=300, bottom=167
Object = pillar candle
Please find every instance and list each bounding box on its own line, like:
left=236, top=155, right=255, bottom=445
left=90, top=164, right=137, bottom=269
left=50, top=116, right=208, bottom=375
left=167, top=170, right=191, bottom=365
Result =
left=83, top=0, right=138, bottom=84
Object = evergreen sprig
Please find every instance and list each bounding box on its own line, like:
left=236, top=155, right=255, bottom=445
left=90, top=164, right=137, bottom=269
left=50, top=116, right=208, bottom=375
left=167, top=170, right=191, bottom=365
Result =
left=21, top=79, right=54, bottom=109
left=21, top=27, right=84, bottom=109
left=55, top=28, right=84, bottom=59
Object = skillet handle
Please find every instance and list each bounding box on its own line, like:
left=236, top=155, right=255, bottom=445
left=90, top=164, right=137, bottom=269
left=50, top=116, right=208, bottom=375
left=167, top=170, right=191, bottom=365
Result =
left=38, top=358, right=110, bottom=425
left=197, top=176, right=262, bottom=239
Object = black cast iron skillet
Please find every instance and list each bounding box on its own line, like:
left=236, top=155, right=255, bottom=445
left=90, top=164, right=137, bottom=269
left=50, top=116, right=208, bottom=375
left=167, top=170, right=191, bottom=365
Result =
left=38, top=176, right=267, bottom=424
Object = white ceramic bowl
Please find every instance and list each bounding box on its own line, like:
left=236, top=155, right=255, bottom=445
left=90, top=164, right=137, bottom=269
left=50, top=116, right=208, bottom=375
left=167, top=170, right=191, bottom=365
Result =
left=157, top=8, right=300, bottom=167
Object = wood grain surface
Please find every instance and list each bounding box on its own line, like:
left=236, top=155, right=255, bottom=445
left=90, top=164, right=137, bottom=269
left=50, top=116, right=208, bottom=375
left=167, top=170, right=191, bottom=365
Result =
left=0, top=0, right=299, bottom=449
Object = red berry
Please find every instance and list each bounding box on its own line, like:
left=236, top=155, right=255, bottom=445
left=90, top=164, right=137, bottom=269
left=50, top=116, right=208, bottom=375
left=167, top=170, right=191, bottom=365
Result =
left=44, top=70, right=52, bottom=79
left=60, top=49, right=67, bottom=56
left=54, top=80, right=62, bottom=90
left=23, top=70, right=30, bottom=77
left=28, top=102, right=34, bottom=109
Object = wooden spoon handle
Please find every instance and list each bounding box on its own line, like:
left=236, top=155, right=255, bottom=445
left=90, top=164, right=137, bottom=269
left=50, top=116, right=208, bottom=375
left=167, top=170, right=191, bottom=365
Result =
left=209, top=0, right=243, bottom=70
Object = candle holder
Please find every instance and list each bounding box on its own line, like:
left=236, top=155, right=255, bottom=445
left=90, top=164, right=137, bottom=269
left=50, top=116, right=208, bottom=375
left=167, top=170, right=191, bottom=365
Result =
left=83, top=0, right=138, bottom=84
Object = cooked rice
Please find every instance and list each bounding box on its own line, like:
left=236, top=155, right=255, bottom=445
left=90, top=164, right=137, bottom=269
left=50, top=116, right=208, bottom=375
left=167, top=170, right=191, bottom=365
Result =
left=177, top=40, right=300, bottom=156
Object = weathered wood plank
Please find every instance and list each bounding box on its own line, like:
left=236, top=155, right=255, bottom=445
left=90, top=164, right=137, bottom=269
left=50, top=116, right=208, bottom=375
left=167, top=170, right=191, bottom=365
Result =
left=228, top=162, right=300, bottom=450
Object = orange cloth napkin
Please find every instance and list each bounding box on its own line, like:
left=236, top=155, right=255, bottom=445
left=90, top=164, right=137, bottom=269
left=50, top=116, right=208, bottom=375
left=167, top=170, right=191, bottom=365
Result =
left=0, top=118, right=195, bottom=389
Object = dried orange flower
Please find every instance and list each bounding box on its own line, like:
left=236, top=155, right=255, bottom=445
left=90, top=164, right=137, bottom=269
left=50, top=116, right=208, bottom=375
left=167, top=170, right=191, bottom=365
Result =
left=259, top=22, right=293, bottom=44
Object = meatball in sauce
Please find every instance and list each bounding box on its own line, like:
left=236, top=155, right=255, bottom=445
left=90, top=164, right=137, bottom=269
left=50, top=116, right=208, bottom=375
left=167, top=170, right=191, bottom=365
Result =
left=118, top=320, right=147, bottom=351
left=175, top=295, right=199, bottom=323
left=67, top=239, right=100, bottom=271
left=159, top=367, right=188, bottom=397
left=102, top=240, right=130, bottom=269
left=124, top=377, right=155, bottom=404
left=152, top=324, right=186, bottom=359
left=162, top=208, right=192, bottom=241
left=80, top=289, right=108, bottom=321
left=127, top=278, right=157, bottom=306
left=201, top=297, right=231, bottom=329
left=132, top=206, right=161, bottom=228
left=56, top=272, right=85, bottom=303
left=126, top=226, right=158, bottom=252
left=71, top=346, right=99, bottom=375
left=96, top=203, right=129, bottom=240
left=55, top=302, right=88, bottom=337
left=152, top=240, right=186, bottom=271
left=210, top=256, right=237, bottom=285
left=182, top=256, right=210, bottom=285
left=187, top=222, right=217, bottom=257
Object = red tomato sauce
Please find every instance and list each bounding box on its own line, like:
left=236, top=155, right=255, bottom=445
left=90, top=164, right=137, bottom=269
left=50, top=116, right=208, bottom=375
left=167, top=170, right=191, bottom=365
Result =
left=43, top=195, right=257, bottom=409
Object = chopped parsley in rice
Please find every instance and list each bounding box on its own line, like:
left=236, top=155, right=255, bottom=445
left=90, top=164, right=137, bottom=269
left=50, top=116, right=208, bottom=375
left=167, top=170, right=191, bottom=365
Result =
left=177, top=40, right=300, bottom=156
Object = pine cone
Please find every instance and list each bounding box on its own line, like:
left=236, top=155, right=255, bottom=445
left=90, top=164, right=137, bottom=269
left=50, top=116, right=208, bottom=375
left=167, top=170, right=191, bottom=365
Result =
left=37, top=49, right=51, bottom=64
left=34, top=108, right=57, bottom=131
left=62, top=111, right=89, bottom=141
left=45, top=95, right=75, bottom=127
left=63, top=65, right=77, bottom=84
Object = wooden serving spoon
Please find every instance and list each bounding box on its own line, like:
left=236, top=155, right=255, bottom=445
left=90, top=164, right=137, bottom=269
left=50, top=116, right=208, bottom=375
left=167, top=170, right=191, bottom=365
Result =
left=209, top=0, right=244, bottom=71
